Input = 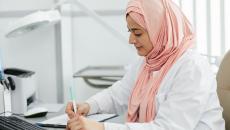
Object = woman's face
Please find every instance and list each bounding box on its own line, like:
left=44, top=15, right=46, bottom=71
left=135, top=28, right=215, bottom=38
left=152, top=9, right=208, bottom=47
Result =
left=126, top=15, right=153, bottom=56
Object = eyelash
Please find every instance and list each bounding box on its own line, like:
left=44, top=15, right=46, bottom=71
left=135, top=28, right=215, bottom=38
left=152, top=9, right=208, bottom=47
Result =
left=135, top=34, right=142, bottom=37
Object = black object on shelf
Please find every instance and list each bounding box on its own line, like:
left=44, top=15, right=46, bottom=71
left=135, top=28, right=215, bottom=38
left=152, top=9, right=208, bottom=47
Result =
left=73, top=66, right=125, bottom=88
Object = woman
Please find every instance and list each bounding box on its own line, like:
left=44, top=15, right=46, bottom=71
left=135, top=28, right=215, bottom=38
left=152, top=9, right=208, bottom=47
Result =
left=66, top=0, right=225, bottom=129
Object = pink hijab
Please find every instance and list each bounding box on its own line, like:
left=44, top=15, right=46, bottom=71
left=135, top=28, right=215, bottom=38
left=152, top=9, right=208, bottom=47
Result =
left=126, top=0, right=195, bottom=122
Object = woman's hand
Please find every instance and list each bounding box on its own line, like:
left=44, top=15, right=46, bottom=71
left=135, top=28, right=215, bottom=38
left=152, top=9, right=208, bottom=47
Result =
left=66, top=116, right=104, bottom=130
left=65, top=102, right=90, bottom=119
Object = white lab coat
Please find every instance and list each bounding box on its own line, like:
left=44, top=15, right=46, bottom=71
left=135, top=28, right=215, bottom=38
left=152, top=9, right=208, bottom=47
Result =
left=86, top=49, right=225, bottom=130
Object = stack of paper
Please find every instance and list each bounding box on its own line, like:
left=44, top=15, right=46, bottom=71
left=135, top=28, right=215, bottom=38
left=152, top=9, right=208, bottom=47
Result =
left=37, top=114, right=117, bottom=128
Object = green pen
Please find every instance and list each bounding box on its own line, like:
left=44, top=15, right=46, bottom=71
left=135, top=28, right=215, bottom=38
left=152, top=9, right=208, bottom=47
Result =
left=69, top=86, right=77, bottom=113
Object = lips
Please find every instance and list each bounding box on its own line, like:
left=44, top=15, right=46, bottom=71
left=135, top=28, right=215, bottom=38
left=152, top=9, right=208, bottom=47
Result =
left=135, top=46, right=142, bottom=49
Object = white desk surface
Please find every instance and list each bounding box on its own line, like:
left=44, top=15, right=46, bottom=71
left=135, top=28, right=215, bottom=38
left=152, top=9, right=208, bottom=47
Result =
left=22, top=107, right=125, bottom=130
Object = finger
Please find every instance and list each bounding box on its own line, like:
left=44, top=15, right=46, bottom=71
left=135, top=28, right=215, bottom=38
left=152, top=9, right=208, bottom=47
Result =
left=67, top=111, right=75, bottom=119
left=68, top=122, right=83, bottom=130
left=67, top=120, right=80, bottom=127
left=66, top=127, right=71, bottom=130
left=79, top=112, right=87, bottom=116
left=66, top=123, right=72, bottom=130
left=74, top=113, right=80, bottom=118
left=76, top=104, right=84, bottom=113
left=67, top=118, right=77, bottom=124
left=68, top=112, right=79, bottom=120
left=65, top=102, right=73, bottom=113
left=77, top=109, right=85, bottom=116
left=67, top=116, right=80, bottom=124
left=66, top=103, right=76, bottom=119
left=66, top=104, right=74, bottom=116
left=77, top=103, right=89, bottom=116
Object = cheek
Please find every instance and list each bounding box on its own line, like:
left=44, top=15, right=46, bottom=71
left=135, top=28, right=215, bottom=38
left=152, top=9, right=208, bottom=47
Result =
left=141, top=37, right=153, bottom=51
left=147, top=42, right=153, bottom=51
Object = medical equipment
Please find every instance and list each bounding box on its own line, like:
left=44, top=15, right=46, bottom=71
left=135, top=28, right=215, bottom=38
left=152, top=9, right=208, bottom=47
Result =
left=4, top=68, right=37, bottom=114
left=73, top=66, right=125, bottom=88
left=5, top=10, right=61, bottom=38
left=0, top=52, right=6, bottom=114
left=0, top=84, right=4, bottom=114
left=5, top=0, right=127, bottom=44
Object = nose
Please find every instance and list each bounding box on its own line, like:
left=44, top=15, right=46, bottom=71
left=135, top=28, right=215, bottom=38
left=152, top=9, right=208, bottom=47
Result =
left=129, top=33, right=136, bottom=44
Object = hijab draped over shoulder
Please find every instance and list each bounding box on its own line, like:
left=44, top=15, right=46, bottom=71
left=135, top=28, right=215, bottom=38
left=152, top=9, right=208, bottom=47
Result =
left=126, top=0, right=195, bottom=122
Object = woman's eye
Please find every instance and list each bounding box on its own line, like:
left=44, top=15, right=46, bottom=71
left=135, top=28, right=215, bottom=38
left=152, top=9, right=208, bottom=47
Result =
left=135, top=33, right=142, bottom=37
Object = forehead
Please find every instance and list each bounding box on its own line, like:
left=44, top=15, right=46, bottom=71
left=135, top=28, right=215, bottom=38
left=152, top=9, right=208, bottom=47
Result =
left=126, top=15, right=143, bottom=29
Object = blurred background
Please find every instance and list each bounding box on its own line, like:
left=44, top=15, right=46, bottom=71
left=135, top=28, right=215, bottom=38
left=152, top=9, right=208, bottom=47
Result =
left=0, top=0, right=229, bottom=104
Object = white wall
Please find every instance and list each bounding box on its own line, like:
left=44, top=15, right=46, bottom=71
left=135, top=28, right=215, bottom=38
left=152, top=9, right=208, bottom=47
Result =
left=0, top=0, right=54, bottom=10
left=71, top=15, right=137, bottom=102
left=2, top=0, right=228, bottom=104
left=0, top=0, right=58, bottom=103
left=61, top=0, right=138, bottom=102
left=0, top=0, right=137, bottom=103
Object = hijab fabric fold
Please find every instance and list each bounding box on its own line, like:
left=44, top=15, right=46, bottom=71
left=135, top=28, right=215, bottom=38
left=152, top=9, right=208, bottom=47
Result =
left=126, top=0, right=195, bottom=122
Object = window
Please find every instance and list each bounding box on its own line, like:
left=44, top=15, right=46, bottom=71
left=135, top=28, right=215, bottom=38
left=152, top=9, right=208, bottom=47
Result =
left=174, top=0, right=229, bottom=57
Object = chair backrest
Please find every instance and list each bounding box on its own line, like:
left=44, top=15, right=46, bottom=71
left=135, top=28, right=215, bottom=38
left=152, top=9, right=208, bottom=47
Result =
left=217, top=50, right=230, bottom=130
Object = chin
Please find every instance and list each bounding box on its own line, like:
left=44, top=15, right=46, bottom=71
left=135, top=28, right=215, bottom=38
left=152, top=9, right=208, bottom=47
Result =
left=136, top=48, right=148, bottom=56
left=137, top=51, right=147, bottom=56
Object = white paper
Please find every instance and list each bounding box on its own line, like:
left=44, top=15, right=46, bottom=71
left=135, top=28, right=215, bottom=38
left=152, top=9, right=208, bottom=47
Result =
left=39, top=114, right=68, bottom=125
left=38, top=113, right=117, bottom=126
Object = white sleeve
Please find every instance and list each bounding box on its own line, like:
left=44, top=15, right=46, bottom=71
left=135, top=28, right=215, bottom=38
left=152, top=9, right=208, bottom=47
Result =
left=102, top=58, right=215, bottom=130
left=86, top=58, right=143, bottom=115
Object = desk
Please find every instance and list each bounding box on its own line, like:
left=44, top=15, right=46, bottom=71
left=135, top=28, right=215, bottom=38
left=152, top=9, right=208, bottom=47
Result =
left=23, top=108, right=125, bottom=130
left=21, top=112, right=64, bottom=130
